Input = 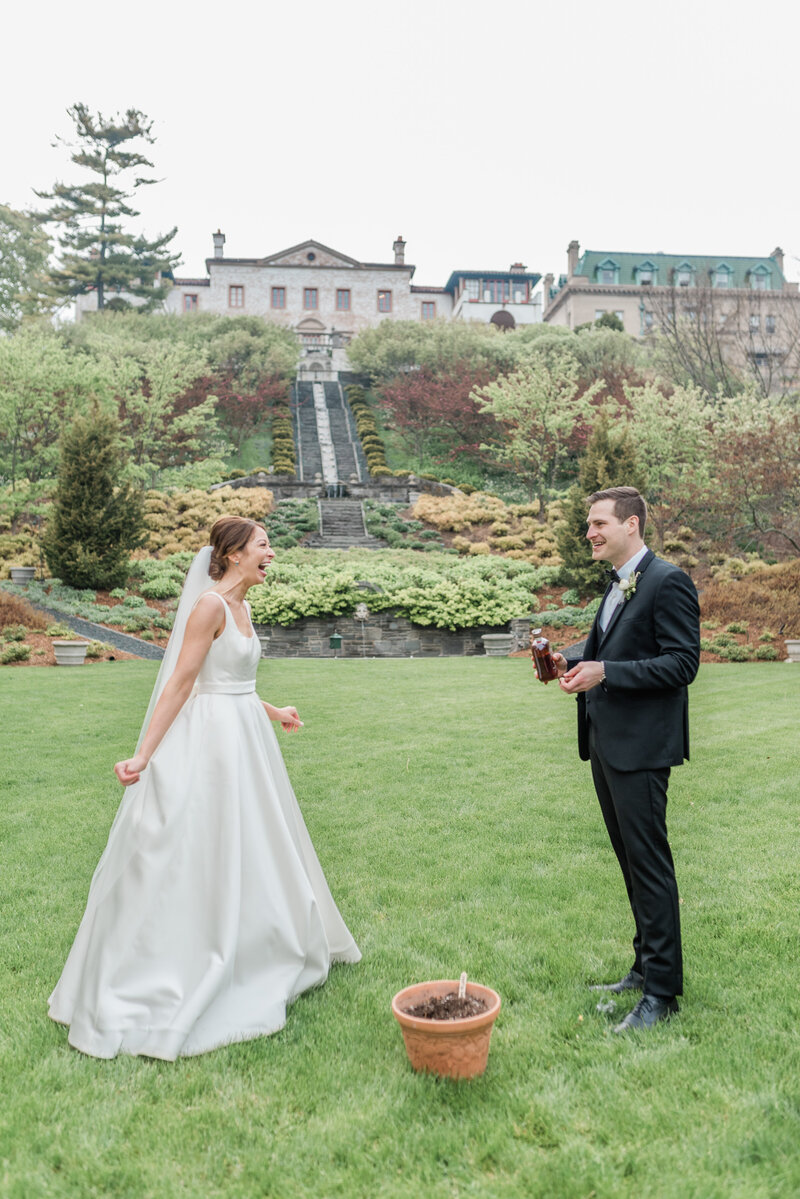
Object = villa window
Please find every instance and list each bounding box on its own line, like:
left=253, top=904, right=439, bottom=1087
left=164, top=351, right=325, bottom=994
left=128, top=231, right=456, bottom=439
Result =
left=750, top=314, right=760, bottom=332
left=336, top=289, right=351, bottom=311
left=378, top=290, right=392, bottom=313
left=750, top=271, right=769, bottom=291
left=271, top=287, right=286, bottom=309
left=765, top=315, right=776, bottom=334
left=637, top=270, right=653, bottom=286
left=714, top=268, right=731, bottom=288
left=600, top=268, right=616, bottom=284
left=465, top=279, right=480, bottom=301
left=483, top=280, right=510, bottom=303
left=229, top=285, right=244, bottom=308
left=421, top=301, right=436, bottom=320
left=304, top=288, right=318, bottom=310
left=183, top=294, right=198, bottom=312
left=676, top=270, right=692, bottom=287
left=644, top=310, right=654, bottom=329
left=595, top=310, right=606, bottom=320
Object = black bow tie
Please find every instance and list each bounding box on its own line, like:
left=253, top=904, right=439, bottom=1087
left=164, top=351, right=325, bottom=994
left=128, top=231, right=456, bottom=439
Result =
left=606, top=567, right=621, bottom=584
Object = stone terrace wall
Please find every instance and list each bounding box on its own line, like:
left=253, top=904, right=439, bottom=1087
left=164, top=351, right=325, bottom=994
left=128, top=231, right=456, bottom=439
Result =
left=210, top=472, right=462, bottom=504
left=255, top=612, right=505, bottom=658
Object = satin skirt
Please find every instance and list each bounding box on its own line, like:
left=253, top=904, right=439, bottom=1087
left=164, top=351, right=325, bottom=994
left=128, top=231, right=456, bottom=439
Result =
left=48, top=693, right=360, bottom=1059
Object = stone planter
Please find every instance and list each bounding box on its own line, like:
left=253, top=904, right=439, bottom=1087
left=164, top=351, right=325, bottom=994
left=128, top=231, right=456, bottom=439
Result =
left=785, top=639, right=800, bottom=663
left=481, top=633, right=514, bottom=657
left=52, top=640, right=90, bottom=666
left=391, top=980, right=501, bottom=1079
left=9, top=566, right=35, bottom=584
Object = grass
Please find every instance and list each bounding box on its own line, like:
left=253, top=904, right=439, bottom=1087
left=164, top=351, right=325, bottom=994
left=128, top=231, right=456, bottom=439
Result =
left=1, top=660, right=799, bottom=1198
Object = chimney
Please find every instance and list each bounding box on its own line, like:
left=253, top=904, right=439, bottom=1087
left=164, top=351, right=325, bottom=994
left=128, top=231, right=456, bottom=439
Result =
left=771, top=245, right=784, bottom=273
left=567, top=239, right=580, bottom=278
left=212, top=229, right=226, bottom=259
left=393, top=235, right=406, bottom=265
left=509, top=262, right=527, bottom=273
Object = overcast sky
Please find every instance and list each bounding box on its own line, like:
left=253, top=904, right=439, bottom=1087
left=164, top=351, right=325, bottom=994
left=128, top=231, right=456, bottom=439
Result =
left=3, top=0, right=798, bottom=287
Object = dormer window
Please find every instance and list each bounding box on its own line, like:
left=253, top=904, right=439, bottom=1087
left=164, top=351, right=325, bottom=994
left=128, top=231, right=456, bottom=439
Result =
left=750, top=265, right=771, bottom=291
left=635, top=261, right=657, bottom=286
left=713, top=264, right=732, bottom=288
left=595, top=259, right=619, bottom=285
left=674, top=263, right=694, bottom=288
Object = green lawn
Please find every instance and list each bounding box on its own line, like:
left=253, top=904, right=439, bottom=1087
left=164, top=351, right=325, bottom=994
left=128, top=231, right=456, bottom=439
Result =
left=1, top=660, right=799, bottom=1199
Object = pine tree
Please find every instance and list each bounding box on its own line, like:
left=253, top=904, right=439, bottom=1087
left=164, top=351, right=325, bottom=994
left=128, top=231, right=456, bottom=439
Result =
left=556, top=410, right=646, bottom=596
left=43, top=407, right=145, bottom=589
left=35, top=104, right=179, bottom=311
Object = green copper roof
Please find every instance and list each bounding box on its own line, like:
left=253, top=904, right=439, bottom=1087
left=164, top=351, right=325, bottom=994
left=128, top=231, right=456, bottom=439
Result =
left=574, top=250, right=785, bottom=290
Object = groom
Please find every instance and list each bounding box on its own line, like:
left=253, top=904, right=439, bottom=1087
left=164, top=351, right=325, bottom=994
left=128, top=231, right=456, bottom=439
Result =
left=552, top=487, right=700, bottom=1033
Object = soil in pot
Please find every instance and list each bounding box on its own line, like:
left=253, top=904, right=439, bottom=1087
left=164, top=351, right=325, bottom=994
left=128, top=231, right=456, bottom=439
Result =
left=403, top=992, right=488, bottom=1020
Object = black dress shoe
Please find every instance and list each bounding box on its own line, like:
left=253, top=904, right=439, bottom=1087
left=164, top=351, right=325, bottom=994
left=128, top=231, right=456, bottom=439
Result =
left=612, top=994, right=679, bottom=1034
left=589, top=969, right=643, bottom=994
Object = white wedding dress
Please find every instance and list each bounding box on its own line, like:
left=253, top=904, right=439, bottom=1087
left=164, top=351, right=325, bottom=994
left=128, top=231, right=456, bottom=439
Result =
left=48, top=593, right=360, bottom=1059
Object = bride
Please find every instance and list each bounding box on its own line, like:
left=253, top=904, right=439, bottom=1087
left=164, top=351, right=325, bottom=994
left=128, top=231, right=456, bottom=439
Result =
left=48, top=515, right=361, bottom=1059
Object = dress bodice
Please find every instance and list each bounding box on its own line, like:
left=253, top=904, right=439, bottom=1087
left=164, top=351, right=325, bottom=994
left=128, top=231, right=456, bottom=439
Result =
left=195, top=595, right=261, bottom=693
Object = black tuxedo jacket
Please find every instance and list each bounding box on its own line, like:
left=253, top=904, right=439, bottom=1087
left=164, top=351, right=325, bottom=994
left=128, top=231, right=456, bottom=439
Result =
left=568, top=551, right=700, bottom=772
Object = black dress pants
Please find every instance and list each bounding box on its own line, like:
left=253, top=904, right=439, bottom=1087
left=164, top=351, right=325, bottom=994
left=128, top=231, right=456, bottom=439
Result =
left=588, top=724, right=683, bottom=998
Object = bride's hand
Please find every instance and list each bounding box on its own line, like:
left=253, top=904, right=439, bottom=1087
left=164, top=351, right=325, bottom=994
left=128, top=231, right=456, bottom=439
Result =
left=278, top=706, right=304, bottom=733
left=114, top=753, right=148, bottom=786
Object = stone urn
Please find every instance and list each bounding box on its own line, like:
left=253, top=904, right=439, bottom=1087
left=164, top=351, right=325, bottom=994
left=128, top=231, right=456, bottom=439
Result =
left=784, top=639, right=800, bottom=663
left=481, top=633, right=514, bottom=657
left=52, top=640, right=90, bottom=666
left=391, top=980, right=501, bottom=1079
left=9, top=566, right=35, bottom=584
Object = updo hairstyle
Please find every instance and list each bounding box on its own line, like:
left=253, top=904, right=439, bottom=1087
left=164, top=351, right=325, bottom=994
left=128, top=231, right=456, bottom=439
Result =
left=209, top=516, right=259, bottom=581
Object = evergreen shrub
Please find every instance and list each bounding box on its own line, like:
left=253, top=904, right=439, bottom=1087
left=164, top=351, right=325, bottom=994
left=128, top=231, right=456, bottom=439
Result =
left=1, top=643, right=30, bottom=663
left=42, top=408, right=145, bottom=590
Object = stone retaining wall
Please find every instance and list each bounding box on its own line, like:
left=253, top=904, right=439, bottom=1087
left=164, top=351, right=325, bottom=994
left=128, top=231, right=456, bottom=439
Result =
left=210, top=472, right=461, bottom=504
left=255, top=612, right=505, bottom=658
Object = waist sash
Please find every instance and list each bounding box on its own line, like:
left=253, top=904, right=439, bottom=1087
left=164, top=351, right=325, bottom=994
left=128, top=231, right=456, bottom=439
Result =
left=195, top=681, right=256, bottom=695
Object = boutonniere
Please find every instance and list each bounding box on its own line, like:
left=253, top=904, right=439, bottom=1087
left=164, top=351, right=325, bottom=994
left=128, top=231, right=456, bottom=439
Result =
left=618, top=571, right=641, bottom=602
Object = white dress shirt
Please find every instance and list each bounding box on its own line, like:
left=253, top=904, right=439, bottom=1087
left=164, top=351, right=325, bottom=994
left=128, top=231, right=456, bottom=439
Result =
left=599, top=545, right=649, bottom=632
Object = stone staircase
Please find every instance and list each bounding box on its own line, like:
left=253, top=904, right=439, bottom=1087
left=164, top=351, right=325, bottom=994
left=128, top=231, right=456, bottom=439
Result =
left=304, top=499, right=385, bottom=549
left=292, top=381, right=323, bottom=482
left=290, top=374, right=383, bottom=549
left=323, top=380, right=369, bottom=482
left=290, top=378, right=368, bottom=485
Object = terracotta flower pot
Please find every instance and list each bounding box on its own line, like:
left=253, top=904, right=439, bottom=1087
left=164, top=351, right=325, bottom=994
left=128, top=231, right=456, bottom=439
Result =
left=391, top=979, right=501, bottom=1079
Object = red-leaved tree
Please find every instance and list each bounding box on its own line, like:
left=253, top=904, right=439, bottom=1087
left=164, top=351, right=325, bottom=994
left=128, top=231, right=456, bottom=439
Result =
left=213, top=374, right=290, bottom=452
left=377, top=363, right=499, bottom=470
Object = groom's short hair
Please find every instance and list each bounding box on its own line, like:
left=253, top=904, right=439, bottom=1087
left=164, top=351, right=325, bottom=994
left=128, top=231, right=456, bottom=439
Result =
left=587, top=486, right=647, bottom=538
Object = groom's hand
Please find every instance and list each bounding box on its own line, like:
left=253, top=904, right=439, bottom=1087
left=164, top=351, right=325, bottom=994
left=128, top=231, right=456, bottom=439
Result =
left=543, top=651, right=569, bottom=684
left=559, top=660, right=605, bottom=694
